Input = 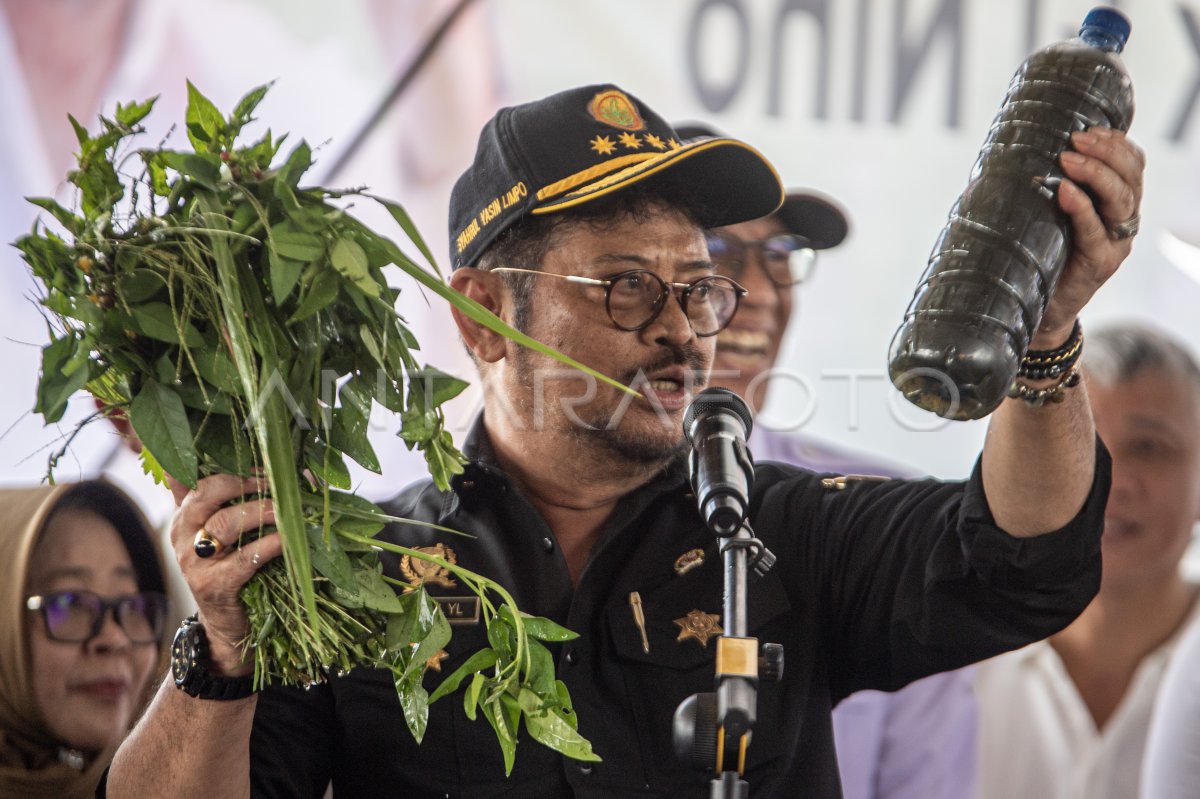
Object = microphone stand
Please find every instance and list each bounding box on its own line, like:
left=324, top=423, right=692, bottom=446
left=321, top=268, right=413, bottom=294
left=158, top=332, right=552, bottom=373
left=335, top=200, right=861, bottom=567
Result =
left=708, top=520, right=777, bottom=799
left=674, top=389, right=782, bottom=797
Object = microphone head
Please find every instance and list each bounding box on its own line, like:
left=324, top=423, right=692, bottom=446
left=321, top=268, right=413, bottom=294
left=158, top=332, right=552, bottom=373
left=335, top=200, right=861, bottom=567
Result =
left=683, top=387, right=753, bottom=444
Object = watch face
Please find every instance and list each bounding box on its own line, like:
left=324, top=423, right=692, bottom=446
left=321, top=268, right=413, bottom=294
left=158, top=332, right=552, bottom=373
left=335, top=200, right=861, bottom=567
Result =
left=171, top=623, right=198, bottom=684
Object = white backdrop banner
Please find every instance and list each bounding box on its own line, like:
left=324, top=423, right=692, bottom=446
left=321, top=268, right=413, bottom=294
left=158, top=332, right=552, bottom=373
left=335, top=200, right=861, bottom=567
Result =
left=1, top=0, right=1196, bottom=494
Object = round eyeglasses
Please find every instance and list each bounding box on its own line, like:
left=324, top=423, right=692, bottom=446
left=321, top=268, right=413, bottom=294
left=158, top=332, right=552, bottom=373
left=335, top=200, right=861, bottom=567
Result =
left=704, top=231, right=817, bottom=288
left=490, top=267, right=747, bottom=337
left=26, top=589, right=167, bottom=644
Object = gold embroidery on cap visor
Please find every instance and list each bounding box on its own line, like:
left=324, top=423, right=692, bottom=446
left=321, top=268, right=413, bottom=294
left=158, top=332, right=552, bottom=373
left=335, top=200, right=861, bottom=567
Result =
left=587, top=89, right=646, bottom=130
left=531, top=138, right=782, bottom=216
left=535, top=152, right=659, bottom=203
left=454, top=180, right=529, bottom=255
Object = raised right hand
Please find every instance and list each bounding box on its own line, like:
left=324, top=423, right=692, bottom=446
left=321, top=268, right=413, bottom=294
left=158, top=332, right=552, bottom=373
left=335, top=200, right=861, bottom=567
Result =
left=167, top=474, right=282, bottom=675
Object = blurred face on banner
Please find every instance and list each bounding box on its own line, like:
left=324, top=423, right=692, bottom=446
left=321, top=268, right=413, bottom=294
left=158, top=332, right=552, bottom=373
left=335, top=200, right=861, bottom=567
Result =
left=1091, top=369, right=1200, bottom=592
left=25, top=510, right=160, bottom=753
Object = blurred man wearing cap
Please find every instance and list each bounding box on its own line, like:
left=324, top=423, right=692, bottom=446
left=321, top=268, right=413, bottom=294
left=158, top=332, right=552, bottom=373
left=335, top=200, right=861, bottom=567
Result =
left=108, top=83, right=1143, bottom=797
left=680, top=118, right=976, bottom=798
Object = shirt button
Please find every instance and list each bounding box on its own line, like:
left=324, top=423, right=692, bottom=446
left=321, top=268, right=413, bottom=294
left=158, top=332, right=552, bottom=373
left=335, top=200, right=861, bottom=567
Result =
left=564, top=648, right=577, bottom=666
left=541, top=537, right=554, bottom=552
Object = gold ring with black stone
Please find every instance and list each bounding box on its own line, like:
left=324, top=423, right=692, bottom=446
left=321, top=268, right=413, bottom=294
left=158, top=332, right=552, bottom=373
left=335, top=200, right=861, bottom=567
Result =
left=193, top=528, right=223, bottom=558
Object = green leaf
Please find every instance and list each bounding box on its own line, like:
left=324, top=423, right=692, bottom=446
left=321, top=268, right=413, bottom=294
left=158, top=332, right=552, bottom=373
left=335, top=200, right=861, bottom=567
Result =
left=486, top=615, right=515, bottom=665
left=138, top=447, right=167, bottom=486
left=128, top=379, right=198, bottom=488
left=146, top=156, right=170, bottom=196
left=338, top=376, right=374, bottom=418
left=429, top=648, right=498, bottom=703
left=158, top=151, right=221, bottom=189
left=288, top=266, right=339, bottom=322
left=177, top=380, right=234, bottom=415
left=270, top=221, right=325, bottom=262
left=464, top=673, right=485, bottom=720
left=331, top=400, right=379, bottom=473
left=68, top=114, right=90, bottom=147
left=483, top=693, right=521, bottom=775
left=115, top=96, right=157, bottom=128
left=385, top=587, right=438, bottom=650
left=407, top=610, right=451, bottom=681
left=116, top=269, right=165, bottom=304
left=331, top=236, right=380, bottom=297
left=524, top=638, right=556, bottom=695
left=35, top=336, right=89, bottom=423
left=553, top=680, right=578, bottom=730
left=411, top=366, right=470, bottom=408
left=304, top=442, right=352, bottom=490
left=396, top=670, right=430, bottom=744
left=18, top=231, right=82, bottom=294
left=518, top=687, right=601, bottom=763
left=131, top=302, right=204, bottom=346
left=26, top=197, right=83, bottom=236
left=517, top=613, right=578, bottom=643
left=192, top=348, right=241, bottom=395
left=268, top=249, right=304, bottom=304
left=358, top=324, right=386, bottom=370
left=276, top=141, right=312, bottom=189
left=302, top=490, right=387, bottom=537
left=306, top=523, right=358, bottom=593
left=186, top=80, right=225, bottom=151
left=70, top=157, right=123, bottom=218
left=349, top=565, right=404, bottom=613
left=193, top=414, right=254, bottom=474
left=230, top=82, right=273, bottom=127
left=369, top=194, right=443, bottom=278
left=42, top=291, right=101, bottom=327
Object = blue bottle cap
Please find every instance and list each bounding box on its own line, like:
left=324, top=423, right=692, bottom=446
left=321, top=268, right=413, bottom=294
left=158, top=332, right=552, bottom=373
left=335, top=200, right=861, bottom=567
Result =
left=1081, top=7, right=1132, bottom=47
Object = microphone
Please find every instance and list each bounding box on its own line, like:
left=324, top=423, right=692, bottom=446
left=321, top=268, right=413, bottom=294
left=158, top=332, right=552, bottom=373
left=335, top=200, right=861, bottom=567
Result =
left=683, top=388, right=754, bottom=537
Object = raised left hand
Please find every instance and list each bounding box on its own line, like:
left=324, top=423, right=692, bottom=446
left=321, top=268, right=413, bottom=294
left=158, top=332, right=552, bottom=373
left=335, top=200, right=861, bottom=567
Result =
left=1032, top=128, right=1145, bottom=347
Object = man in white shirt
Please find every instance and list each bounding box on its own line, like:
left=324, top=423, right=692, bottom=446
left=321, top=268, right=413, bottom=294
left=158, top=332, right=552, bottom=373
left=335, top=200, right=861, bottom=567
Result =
left=975, top=323, right=1200, bottom=799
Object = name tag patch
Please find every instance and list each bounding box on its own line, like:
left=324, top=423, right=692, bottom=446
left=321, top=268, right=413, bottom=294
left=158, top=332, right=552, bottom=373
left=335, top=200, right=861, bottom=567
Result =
left=435, top=596, right=482, bottom=625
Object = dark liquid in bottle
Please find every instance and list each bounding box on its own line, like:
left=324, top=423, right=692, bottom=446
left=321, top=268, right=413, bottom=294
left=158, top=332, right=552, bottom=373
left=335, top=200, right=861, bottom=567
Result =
left=888, top=37, right=1133, bottom=420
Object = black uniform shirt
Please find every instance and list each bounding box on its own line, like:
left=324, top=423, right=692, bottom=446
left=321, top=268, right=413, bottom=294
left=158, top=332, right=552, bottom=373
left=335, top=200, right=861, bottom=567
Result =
left=249, top=420, right=1110, bottom=798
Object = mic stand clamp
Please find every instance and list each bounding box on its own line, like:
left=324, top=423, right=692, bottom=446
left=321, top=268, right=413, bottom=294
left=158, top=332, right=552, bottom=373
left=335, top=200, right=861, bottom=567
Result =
left=673, top=521, right=783, bottom=798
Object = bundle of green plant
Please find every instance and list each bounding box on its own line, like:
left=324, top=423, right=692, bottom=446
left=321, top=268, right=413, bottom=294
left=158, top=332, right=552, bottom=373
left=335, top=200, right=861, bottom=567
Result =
left=16, top=82, right=612, bottom=769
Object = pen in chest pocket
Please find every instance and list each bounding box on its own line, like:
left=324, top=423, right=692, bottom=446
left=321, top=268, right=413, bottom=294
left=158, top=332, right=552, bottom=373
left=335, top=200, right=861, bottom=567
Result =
left=628, top=591, right=650, bottom=654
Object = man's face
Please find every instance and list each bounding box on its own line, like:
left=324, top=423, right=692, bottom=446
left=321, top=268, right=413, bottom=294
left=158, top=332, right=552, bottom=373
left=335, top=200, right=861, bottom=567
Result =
left=501, top=204, right=715, bottom=464
left=1092, top=369, right=1200, bottom=592
left=709, top=215, right=794, bottom=413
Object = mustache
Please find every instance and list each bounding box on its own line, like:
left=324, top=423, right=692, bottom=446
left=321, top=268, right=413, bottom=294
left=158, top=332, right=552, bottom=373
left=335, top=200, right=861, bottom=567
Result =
left=617, top=344, right=709, bottom=387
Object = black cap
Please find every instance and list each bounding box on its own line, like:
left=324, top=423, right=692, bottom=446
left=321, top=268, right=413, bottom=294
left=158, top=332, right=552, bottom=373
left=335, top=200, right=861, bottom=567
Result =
left=449, top=85, right=785, bottom=269
left=675, top=122, right=850, bottom=250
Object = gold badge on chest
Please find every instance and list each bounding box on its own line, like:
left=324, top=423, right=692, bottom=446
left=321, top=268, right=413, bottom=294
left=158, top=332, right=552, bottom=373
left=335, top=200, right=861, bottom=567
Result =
left=674, top=609, right=723, bottom=647
left=400, top=543, right=459, bottom=590
left=674, top=548, right=706, bottom=576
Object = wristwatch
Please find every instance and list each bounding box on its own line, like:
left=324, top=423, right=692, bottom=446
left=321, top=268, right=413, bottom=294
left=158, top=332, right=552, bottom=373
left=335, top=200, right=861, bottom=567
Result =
left=171, top=615, right=257, bottom=700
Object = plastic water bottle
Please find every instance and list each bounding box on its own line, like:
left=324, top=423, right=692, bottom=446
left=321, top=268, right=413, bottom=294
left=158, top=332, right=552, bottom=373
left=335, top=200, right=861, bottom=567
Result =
left=888, top=7, right=1134, bottom=420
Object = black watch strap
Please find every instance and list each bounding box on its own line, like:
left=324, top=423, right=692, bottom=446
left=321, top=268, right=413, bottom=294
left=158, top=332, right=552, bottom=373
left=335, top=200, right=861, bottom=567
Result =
left=172, top=615, right=257, bottom=701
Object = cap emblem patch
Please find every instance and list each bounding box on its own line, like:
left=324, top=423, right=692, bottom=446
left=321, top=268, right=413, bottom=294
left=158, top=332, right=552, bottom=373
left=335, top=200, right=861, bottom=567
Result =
left=588, top=89, right=645, bottom=131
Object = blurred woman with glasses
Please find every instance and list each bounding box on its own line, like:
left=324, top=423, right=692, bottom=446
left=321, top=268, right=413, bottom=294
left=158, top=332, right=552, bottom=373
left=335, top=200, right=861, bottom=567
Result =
left=0, top=480, right=167, bottom=798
